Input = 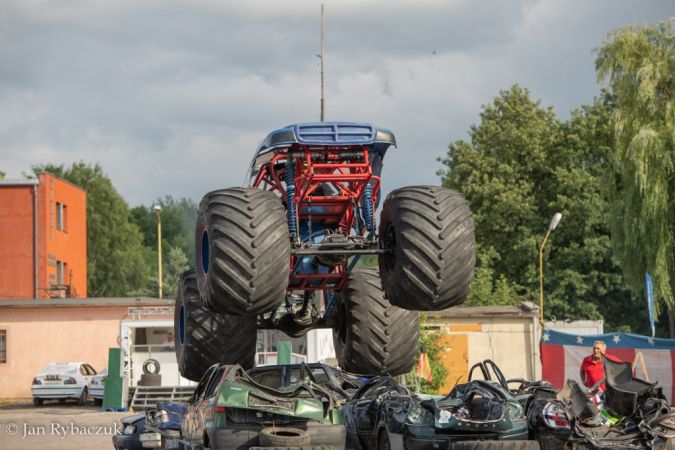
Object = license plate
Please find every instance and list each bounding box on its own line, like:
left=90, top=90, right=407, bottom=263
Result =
left=101, top=380, right=105, bottom=385
left=44, top=380, right=60, bottom=384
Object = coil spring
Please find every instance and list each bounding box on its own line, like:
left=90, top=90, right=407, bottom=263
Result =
left=362, top=184, right=374, bottom=232
left=325, top=290, right=334, bottom=311
left=285, top=159, right=297, bottom=233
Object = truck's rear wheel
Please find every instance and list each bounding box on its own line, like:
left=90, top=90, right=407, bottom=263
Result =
left=333, top=267, right=419, bottom=376
left=175, top=270, right=256, bottom=382
left=196, top=188, right=290, bottom=316
left=378, top=186, right=475, bottom=311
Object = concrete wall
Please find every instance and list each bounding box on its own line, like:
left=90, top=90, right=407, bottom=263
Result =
left=38, top=173, right=88, bottom=298
left=0, top=306, right=125, bottom=399
left=0, top=184, right=37, bottom=299
left=0, top=174, right=87, bottom=300
left=427, top=314, right=540, bottom=394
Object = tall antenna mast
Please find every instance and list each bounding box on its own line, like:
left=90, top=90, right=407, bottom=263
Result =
left=320, top=4, right=325, bottom=121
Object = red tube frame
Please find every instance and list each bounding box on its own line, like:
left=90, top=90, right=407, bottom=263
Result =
left=252, top=143, right=380, bottom=292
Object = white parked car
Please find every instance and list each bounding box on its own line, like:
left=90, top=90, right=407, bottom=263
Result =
left=31, top=362, right=98, bottom=406
left=90, top=367, right=107, bottom=405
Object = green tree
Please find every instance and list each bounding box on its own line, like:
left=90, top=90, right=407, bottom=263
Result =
left=28, top=163, right=150, bottom=297
left=595, top=18, right=675, bottom=314
left=163, top=246, right=190, bottom=298
left=466, top=250, right=521, bottom=307
left=130, top=196, right=198, bottom=272
left=438, top=87, right=639, bottom=331
left=405, top=313, right=449, bottom=395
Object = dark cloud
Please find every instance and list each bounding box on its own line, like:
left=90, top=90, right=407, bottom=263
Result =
left=0, top=0, right=672, bottom=208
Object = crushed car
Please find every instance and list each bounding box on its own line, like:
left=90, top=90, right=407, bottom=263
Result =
left=342, top=360, right=538, bottom=450
left=140, top=402, right=185, bottom=450
left=136, top=362, right=362, bottom=450
left=112, top=411, right=147, bottom=450
left=526, top=355, right=675, bottom=449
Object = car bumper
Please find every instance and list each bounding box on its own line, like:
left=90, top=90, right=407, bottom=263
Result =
left=112, top=434, right=145, bottom=450
left=404, top=424, right=529, bottom=450
left=31, top=386, right=83, bottom=399
left=208, top=422, right=346, bottom=450
left=90, top=388, right=104, bottom=399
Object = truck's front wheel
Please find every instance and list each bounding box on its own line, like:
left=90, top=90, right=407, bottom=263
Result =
left=195, top=188, right=290, bottom=316
left=175, top=270, right=256, bottom=382
left=378, top=186, right=475, bottom=311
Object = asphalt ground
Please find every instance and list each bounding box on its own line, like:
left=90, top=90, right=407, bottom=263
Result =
left=0, top=400, right=130, bottom=449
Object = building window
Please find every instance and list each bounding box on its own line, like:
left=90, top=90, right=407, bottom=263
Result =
left=56, top=203, right=67, bottom=231
left=0, top=330, right=6, bottom=363
left=57, top=261, right=64, bottom=285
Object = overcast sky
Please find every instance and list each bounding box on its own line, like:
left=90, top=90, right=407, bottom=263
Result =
left=1, top=1, right=672, bottom=208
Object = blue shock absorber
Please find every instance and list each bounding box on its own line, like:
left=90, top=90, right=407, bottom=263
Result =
left=285, top=159, right=297, bottom=234
left=362, top=184, right=374, bottom=232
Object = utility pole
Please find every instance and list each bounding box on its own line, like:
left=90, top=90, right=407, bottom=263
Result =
left=320, top=4, right=325, bottom=121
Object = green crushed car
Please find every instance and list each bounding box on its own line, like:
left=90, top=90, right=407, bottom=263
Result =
left=177, top=362, right=360, bottom=450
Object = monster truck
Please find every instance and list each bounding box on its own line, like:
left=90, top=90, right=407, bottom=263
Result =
left=175, top=122, right=475, bottom=381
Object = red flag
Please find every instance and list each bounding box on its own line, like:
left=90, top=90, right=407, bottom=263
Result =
left=415, top=344, right=432, bottom=382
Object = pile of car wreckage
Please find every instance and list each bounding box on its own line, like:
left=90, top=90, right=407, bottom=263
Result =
left=113, top=357, right=675, bottom=450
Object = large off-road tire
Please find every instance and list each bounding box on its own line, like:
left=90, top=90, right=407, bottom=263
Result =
left=259, top=427, right=311, bottom=447
left=378, top=186, right=475, bottom=311
left=195, top=188, right=290, bottom=316
left=175, top=270, right=257, bottom=382
left=333, top=267, right=419, bottom=376
left=454, top=441, right=540, bottom=450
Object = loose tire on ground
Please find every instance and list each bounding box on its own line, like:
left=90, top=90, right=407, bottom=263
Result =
left=77, top=387, right=88, bottom=406
left=195, top=188, right=290, bottom=316
left=259, top=427, right=311, bottom=447
left=378, top=186, right=475, bottom=311
left=142, top=359, right=161, bottom=374
left=454, top=441, right=540, bottom=450
left=333, top=267, right=419, bottom=376
left=139, top=373, right=162, bottom=386
left=175, top=270, right=257, bottom=382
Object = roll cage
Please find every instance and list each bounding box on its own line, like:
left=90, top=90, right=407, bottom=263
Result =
left=245, top=122, right=396, bottom=333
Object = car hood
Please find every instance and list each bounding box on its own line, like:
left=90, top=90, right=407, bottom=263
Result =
left=122, top=412, right=146, bottom=425
left=425, top=380, right=525, bottom=432
left=155, top=402, right=188, bottom=430
left=218, top=365, right=332, bottom=422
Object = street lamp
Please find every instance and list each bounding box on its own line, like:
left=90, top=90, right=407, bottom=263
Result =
left=540, top=212, right=562, bottom=322
left=152, top=205, right=163, bottom=299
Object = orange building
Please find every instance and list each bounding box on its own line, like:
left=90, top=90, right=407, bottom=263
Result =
left=0, top=172, right=87, bottom=299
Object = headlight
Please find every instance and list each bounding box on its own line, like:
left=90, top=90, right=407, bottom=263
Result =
left=123, top=425, right=137, bottom=436
left=32, top=378, right=41, bottom=385
left=153, top=410, right=170, bottom=426
left=542, top=402, right=571, bottom=429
